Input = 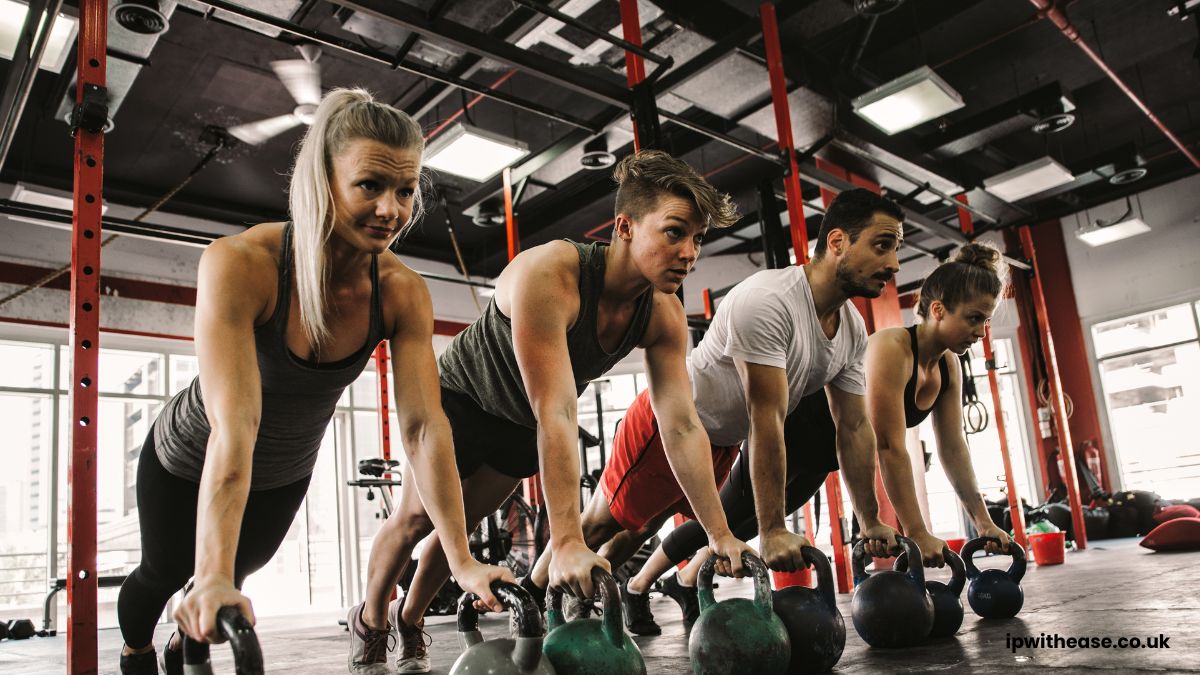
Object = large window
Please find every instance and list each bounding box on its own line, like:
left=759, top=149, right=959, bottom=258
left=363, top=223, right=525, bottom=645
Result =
left=1092, top=303, right=1200, bottom=499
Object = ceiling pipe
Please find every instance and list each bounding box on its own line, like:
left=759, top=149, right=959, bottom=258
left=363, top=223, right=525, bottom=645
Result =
left=1028, top=0, right=1200, bottom=168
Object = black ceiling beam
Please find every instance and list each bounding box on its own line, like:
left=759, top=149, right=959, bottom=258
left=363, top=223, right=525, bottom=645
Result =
left=401, top=3, right=544, bottom=120
left=920, top=82, right=1071, bottom=158
left=187, top=0, right=597, bottom=131
left=330, top=0, right=632, bottom=108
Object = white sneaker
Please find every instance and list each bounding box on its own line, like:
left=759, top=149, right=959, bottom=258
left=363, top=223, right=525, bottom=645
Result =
left=346, top=602, right=393, bottom=675
left=392, top=599, right=431, bottom=674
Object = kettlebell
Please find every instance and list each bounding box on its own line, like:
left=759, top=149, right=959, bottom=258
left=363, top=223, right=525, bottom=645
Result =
left=451, top=580, right=554, bottom=675
left=894, top=546, right=966, bottom=639
left=182, top=606, right=263, bottom=675
left=849, top=536, right=934, bottom=649
left=689, top=551, right=790, bottom=675
left=772, top=546, right=845, bottom=674
left=543, top=568, right=645, bottom=675
left=961, top=537, right=1026, bottom=619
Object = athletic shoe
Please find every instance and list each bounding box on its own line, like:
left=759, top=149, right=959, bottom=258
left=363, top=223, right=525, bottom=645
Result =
left=120, top=649, right=158, bottom=675
left=659, top=572, right=701, bottom=631
left=346, top=602, right=394, bottom=675
left=159, top=633, right=182, bottom=675
left=392, top=599, right=431, bottom=674
left=620, top=579, right=662, bottom=636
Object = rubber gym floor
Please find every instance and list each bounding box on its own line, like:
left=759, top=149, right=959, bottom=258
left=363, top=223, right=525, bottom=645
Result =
left=3, top=538, right=1197, bottom=674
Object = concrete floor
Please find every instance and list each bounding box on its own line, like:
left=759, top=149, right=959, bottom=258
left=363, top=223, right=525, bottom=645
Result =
left=3, top=538, right=1198, bottom=674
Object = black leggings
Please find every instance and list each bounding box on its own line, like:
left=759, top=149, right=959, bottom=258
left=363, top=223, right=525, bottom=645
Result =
left=660, top=390, right=838, bottom=564
left=117, top=432, right=310, bottom=648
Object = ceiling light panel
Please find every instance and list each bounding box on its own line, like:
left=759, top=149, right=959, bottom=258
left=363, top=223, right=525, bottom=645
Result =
left=983, top=156, right=1075, bottom=202
left=424, top=123, right=529, bottom=182
left=852, top=66, right=965, bottom=135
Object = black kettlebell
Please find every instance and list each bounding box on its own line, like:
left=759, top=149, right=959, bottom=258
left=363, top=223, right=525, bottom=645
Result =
left=182, top=606, right=263, bottom=675
left=894, top=546, right=966, bottom=639
left=451, top=580, right=554, bottom=675
left=961, top=537, right=1025, bottom=619
left=849, top=536, right=934, bottom=649
left=772, top=546, right=845, bottom=674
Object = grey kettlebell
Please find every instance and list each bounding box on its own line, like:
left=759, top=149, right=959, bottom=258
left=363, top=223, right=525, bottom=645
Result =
left=451, top=580, right=555, bottom=675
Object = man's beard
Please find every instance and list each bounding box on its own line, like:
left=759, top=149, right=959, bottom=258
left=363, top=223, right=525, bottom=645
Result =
left=836, top=258, right=889, bottom=298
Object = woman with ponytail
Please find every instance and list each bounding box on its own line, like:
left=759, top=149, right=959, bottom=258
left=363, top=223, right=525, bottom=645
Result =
left=864, top=242, right=1014, bottom=569
left=117, top=88, right=512, bottom=675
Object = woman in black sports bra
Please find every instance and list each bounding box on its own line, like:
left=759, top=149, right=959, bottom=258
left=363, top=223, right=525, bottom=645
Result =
left=864, top=243, right=1012, bottom=569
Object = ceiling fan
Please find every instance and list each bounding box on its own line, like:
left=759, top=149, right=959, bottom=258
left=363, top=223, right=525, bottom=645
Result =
left=227, top=44, right=323, bottom=145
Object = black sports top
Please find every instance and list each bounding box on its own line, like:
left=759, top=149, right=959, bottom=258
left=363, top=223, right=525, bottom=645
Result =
left=903, top=325, right=950, bottom=428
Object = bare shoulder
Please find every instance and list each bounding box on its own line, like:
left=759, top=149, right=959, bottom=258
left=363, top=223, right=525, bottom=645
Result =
left=867, top=326, right=911, bottom=354
left=377, top=251, right=429, bottom=299
left=640, top=290, right=685, bottom=348
left=503, top=240, right=581, bottom=297
left=200, top=223, right=281, bottom=286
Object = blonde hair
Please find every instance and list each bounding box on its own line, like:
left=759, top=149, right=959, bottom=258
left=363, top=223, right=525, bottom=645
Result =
left=288, top=88, right=425, bottom=351
left=612, top=150, right=740, bottom=229
left=917, top=243, right=1008, bottom=319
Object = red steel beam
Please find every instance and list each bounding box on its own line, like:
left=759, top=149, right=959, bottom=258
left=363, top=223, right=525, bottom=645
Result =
left=760, top=2, right=808, bottom=265
left=701, top=288, right=714, bottom=321
left=1029, top=0, right=1200, bottom=169
left=503, top=166, right=519, bottom=262
left=983, top=326, right=1029, bottom=551
left=618, top=0, right=646, bottom=150
left=374, top=344, right=392, bottom=462
left=1018, top=225, right=1088, bottom=549
left=68, top=0, right=106, bottom=671
left=955, top=193, right=974, bottom=236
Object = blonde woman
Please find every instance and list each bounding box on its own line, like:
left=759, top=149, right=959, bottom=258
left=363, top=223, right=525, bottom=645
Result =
left=117, top=89, right=511, bottom=675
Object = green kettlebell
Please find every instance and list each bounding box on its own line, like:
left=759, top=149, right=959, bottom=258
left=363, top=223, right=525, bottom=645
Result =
left=689, top=551, right=791, bottom=675
left=543, top=569, right=645, bottom=675
left=451, top=580, right=555, bottom=675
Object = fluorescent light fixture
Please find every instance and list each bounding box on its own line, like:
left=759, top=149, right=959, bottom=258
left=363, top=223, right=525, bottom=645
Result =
left=852, top=66, right=965, bottom=135
left=424, top=123, right=529, bottom=182
left=0, top=0, right=78, bottom=74
left=983, top=156, right=1075, bottom=202
left=1075, top=217, right=1150, bottom=247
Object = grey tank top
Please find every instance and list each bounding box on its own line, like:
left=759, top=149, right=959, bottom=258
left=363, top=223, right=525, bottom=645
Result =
left=438, top=240, right=654, bottom=428
left=154, top=223, right=386, bottom=490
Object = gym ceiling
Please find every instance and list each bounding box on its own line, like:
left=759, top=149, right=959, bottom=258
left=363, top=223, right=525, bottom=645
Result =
left=1, top=0, right=1196, bottom=277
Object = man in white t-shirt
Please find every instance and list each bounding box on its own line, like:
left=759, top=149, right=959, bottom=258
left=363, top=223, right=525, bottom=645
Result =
left=524, top=189, right=906, bottom=633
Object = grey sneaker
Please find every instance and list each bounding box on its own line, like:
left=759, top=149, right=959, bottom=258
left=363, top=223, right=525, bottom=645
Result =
left=347, top=602, right=394, bottom=675
left=392, top=599, right=431, bottom=674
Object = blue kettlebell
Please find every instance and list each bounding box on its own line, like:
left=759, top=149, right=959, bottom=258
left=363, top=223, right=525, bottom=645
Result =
left=894, top=546, right=966, bottom=639
left=961, top=537, right=1026, bottom=619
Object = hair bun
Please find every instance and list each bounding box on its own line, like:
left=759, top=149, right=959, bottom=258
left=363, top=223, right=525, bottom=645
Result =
left=955, top=243, right=1001, bottom=273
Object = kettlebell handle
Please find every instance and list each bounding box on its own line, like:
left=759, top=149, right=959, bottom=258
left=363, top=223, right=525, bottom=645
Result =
left=547, top=568, right=626, bottom=649
left=460, top=580, right=545, bottom=639
left=181, top=606, right=264, bottom=675
left=697, top=551, right=772, bottom=615
left=851, top=536, right=926, bottom=586
left=961, top=537, right=1027, bottom=582
left=800, top=546, right=838, bottom=612
left=894, top=546, right=967, bottom=596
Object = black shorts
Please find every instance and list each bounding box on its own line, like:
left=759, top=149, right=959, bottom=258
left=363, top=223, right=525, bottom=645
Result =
left=442, top=385, right=540, bottom=479
left=784, top=389, right=840, bottom=473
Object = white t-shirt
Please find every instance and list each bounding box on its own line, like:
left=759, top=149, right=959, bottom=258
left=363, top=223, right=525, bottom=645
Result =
left=688, top=266, right=868, bottom=446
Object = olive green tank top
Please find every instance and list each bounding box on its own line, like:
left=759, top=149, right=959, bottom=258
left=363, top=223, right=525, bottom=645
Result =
left=438, top=241, right=654, bottom=428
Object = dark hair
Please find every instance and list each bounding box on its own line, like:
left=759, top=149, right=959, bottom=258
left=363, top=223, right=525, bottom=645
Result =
left=813, top=188, right=904, bottom=258
left=613, top=150, right=740, bottom=229
left=916, top=243, right=1008, bottom=318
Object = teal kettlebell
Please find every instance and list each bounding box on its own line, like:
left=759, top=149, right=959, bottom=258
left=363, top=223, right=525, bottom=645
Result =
left=450, top=580, right=555, bottom=675
left=689, top=551, right=791, bottom=675
left=543, top=569, right=645, bottom=675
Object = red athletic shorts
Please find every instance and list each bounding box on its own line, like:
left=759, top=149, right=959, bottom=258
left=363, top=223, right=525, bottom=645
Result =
left=600, top=389, right=740, bottom=531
